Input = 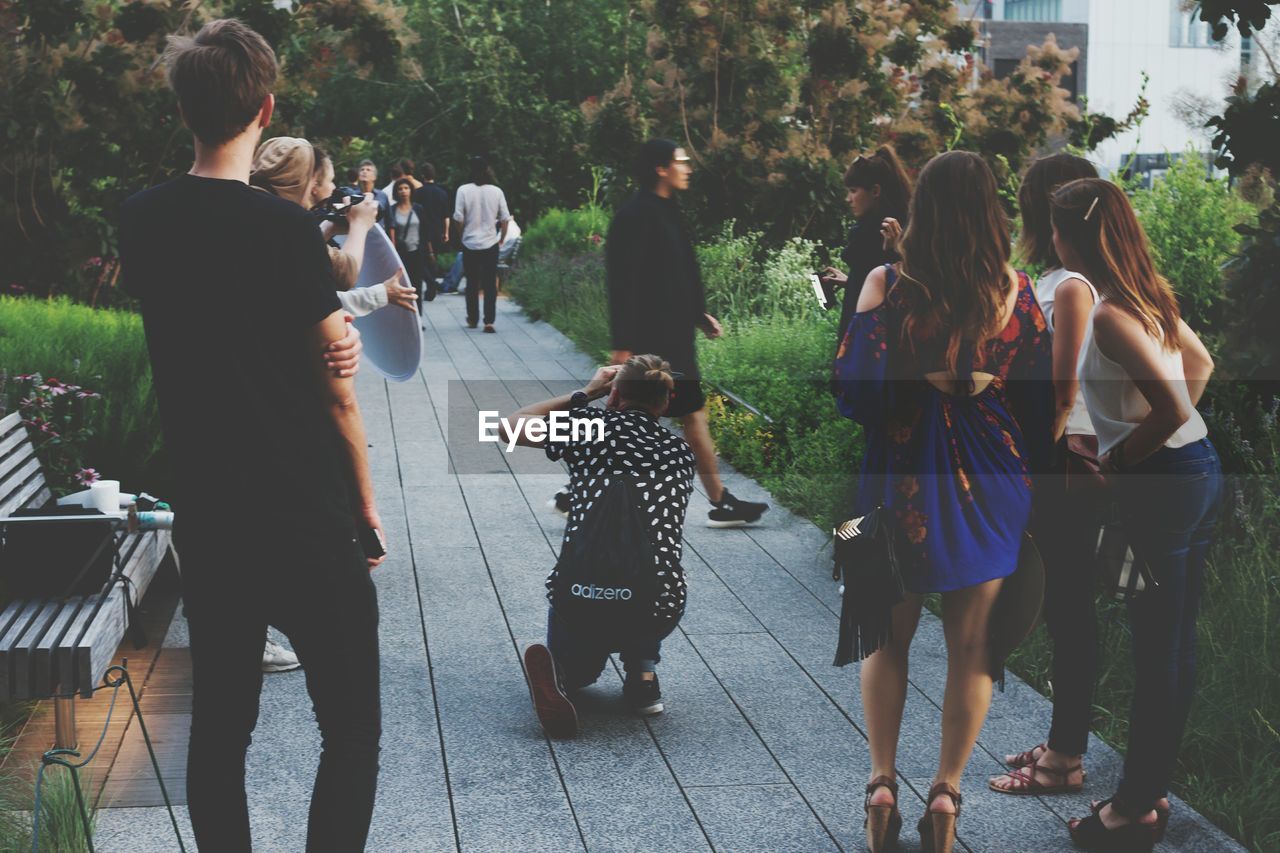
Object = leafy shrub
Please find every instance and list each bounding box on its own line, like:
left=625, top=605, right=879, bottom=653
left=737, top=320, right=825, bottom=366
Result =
left=520, top=207, right=610, bottom=259
left=698, top=223, right=826, bottom=323
left=1130, top=149, right=1256, bottom=352
left=505, top=251, right=611, bottom=361
left=699, top=313, right=862, bottom=529
left=0, top=297, right=166, bottom=498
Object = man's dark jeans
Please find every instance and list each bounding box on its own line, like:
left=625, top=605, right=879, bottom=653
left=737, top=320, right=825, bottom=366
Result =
left=462, top=244, right=499, bottom=325
left=546, top=608, right=660, bottom=690
left=1113, top=439, right=1222, bottom=812
left=183, top=532, right=381, bottom=852
left=1033, top=458, right=1105, bottom=757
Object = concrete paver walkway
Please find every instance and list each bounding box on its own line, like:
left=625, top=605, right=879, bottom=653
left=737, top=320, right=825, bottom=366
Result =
left=93, top=293, right=1242, bottom=851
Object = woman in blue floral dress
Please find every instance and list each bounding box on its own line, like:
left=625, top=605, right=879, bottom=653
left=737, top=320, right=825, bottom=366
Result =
left=835, top=152, right=1053, bottom=853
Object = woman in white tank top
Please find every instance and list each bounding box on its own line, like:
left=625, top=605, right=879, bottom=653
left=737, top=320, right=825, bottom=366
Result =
left=991, top=155, right=1105, bottom=804
left=1052, top=178, right=1222, bottom=852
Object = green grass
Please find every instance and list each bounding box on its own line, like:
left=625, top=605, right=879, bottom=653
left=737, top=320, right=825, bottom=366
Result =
left=0, top=297, right=166, bottom=498
left=510, top=237, right=1280, bottom=852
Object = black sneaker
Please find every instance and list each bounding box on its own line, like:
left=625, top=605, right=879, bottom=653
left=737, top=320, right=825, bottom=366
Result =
left=424, top=276, right=438, bottom=302
left=623, top=672, right=664, bottom=716
left=546, top=486, right=571, bottom=519
left=707, top=488, right=769, bottom=528
left=524, top=644, right=578, bottom=738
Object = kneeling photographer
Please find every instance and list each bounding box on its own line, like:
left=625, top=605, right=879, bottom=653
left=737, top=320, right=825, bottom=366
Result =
left=251, top=137, right=416, bottom=317
left=498, top=357, right=697, bottom=738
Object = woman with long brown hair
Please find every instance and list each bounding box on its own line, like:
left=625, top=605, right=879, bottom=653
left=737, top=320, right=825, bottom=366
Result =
left=1052, top=178, right=1220, bottom=852
left=991, top=153, right=1102, bottom=800
left=834, top=151, right=1052, bottom=852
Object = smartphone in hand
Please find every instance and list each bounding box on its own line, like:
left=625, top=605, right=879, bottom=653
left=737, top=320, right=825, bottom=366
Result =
left=810, top=273, right=837, bottom=310
left=357, top=523, right=386, bottom=559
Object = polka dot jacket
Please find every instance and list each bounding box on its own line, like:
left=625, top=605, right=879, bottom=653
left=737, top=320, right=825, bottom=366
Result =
left=545, top=406, right=697, bottom=621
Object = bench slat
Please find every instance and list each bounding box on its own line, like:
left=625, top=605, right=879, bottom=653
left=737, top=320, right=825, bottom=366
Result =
left=0, top=457, right=47, bottom=517
left=0, top=424, right=30, bottom=468
left=33, top=601, right=86, bottom=698
left=0, top=599, right=48, bottom=703
left=11, top=600, right=63, bottom=701
left=0, top=443, right=38, bottom=487
left=0, top=410, right=22, bottom=437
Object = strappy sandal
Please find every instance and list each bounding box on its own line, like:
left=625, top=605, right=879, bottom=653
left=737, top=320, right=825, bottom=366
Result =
left=1006, top=742, right=1048, bottom=768
left=989, top=757, right=1085, bottom=796
left=1090, top=799, right=1170, bottom=843
left=864, top=775, right=901, bottom=852
left=1069, top=798, right=1157, bottom=852
left=917, top=782, right=961, bottom=853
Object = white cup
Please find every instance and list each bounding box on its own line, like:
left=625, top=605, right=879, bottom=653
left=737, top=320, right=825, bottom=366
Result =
left=88, top=480, right=121, bottom=513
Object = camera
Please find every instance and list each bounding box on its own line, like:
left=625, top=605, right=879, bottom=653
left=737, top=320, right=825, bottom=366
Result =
left=312, top=186, right=382, bottom=222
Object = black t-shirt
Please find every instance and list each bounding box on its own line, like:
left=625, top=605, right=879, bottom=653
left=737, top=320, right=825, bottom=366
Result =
left=414, top=183, right=450, bottom=243
left=119, top=174, right=350, bottom=545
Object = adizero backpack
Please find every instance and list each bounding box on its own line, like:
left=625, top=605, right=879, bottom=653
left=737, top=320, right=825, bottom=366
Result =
left=548, top=476, right=681, bottom=641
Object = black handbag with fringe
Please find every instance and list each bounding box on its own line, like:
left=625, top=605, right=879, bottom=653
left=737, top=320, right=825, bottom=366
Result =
left=833, top=505, right=905, bottom=666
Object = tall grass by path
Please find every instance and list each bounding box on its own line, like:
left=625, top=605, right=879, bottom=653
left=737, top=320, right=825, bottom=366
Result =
left=0, top=297, right=166, bottom=497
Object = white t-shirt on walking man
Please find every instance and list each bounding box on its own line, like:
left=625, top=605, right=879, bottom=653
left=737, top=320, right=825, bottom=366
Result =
left=453, top=183, right=511, bottom=251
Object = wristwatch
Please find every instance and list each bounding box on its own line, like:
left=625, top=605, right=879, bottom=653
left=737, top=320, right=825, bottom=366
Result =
left=569, top=390, right=591, bottom=408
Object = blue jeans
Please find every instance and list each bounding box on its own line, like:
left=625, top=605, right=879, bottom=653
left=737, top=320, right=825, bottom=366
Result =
left=546, top=608, right=660, bottom=690
left=439, top=253, right=464, bottom=292
left=1113, top=438, right=1222, bottom=812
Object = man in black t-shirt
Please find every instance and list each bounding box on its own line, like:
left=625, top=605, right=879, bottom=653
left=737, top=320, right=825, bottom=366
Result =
left=118, top=20, right=384, bottom=851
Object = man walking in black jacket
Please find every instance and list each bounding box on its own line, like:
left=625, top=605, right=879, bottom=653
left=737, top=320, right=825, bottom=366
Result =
left=604, top=139, right=768, bottom=528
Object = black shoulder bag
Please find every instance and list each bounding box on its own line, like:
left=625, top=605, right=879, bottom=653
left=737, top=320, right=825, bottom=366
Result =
left=833, top=506, right=905, bottom=666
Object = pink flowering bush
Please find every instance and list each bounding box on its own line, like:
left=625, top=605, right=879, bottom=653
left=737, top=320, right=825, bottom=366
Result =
left=6, top=371, right=101, bottom=494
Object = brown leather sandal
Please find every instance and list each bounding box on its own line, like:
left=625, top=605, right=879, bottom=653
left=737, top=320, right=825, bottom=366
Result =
left=1006, top=742, right=1047, bottom=768
left=917, top=781, right=961, bottom=853
left=989, top=757, right=1084, bottom=796
left=864, top=775, right=901, bottom=852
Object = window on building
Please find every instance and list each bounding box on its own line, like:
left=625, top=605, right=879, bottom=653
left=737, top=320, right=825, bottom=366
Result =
left=1241, top=35, right=1254, bottom=73
left=1170, top=1, right=1212, bottom=47
left=1004, top=0, right=1062, bottom=21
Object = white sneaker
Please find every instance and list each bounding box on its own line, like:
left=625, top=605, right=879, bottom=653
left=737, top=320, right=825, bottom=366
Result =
left=262, top=638, right=301, bottom=673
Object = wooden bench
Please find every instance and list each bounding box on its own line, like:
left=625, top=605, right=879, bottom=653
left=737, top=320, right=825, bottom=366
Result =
left=0, top=410, right=172, bottom=748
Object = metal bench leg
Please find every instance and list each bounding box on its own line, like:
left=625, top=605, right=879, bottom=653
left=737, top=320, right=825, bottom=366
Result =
left=55, top=696, right=78, bottom=750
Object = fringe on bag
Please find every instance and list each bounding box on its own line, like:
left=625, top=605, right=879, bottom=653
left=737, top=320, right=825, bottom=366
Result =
left=833, top=506, right=905, bottom=667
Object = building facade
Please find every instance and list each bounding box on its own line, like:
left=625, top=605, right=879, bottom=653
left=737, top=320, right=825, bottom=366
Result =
left=960, top=0, right=1251, bottom=176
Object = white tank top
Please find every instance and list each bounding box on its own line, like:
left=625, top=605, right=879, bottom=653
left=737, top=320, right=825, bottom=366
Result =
left=1035, top=268, right=1098, bottom=436
left=1076, top=302, right=1208, bottom=457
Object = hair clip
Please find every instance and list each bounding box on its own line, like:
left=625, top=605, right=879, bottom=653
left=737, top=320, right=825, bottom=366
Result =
left=1083, top=196, right=1100, bottom=221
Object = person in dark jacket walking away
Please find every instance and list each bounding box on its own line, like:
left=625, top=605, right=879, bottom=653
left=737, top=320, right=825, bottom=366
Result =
left=605, top=139, right=768, bottom=528
left=821, top=146, right=912, bottom=348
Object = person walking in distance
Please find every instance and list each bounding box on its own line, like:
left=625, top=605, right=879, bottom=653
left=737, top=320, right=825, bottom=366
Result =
left=453, top=155, right=510, bottom=332
left=606, top=139, right=768, bottom=527
left=413, top=161, right=451, bottom=293
left=356, top=158, right=392, bottom=232
left=389, top=177, right=428, bottom=302
left=118, top=20, right=385, bottom=851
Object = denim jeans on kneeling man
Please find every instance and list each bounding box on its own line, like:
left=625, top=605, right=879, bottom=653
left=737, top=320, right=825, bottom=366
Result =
left=546, top=608, right=659, bottom=690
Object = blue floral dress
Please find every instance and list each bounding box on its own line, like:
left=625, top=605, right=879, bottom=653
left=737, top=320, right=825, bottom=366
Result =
left=835, top=266, right=1053, bottom=593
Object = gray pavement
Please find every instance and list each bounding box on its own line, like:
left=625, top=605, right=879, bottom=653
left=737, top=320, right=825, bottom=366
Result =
left=93, top=293, right=1243, bottom=852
